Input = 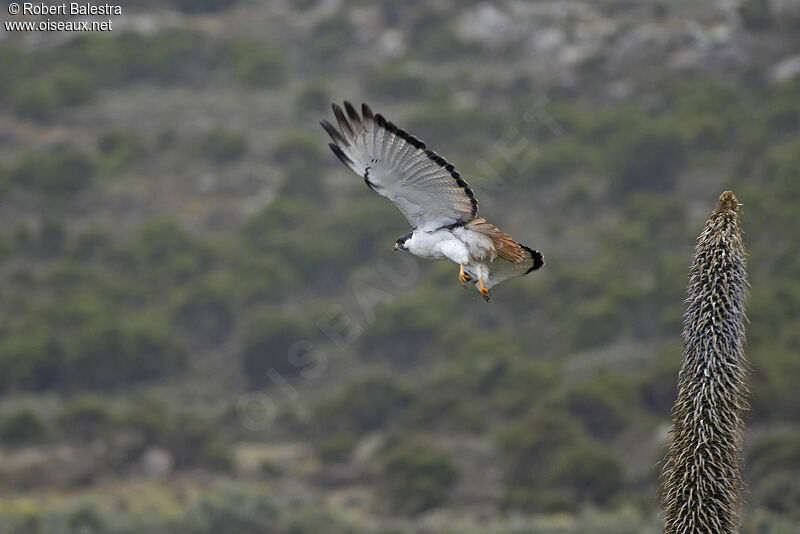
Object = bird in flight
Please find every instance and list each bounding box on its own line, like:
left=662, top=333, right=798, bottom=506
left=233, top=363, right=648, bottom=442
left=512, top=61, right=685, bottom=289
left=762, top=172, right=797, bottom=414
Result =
left=321, top=102, right=543, bottom=301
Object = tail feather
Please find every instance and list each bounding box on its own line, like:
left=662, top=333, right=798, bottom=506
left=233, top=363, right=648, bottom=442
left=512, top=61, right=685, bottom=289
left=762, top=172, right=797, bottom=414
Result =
left=466, top=217, right=525, bottom=263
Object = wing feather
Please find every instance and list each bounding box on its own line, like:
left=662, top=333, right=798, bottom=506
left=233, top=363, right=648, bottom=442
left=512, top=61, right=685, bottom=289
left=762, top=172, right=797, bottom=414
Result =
left=320, top=121, right=348, bottom=146
left=362, top=102, right=374, bottom=121
left=328, top=143, right=352, bottom=167
left=344, top=101, right=363, bottom=131
left=332, top=103, right=355, bottom=138
left=322, top=101, right=478, bottom=229
left=466, top=217, right=525, bottom=263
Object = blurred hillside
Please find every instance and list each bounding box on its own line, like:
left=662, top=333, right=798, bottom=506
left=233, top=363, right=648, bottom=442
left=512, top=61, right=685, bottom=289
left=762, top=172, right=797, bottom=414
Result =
left=0, top=0, right=799, bottom=532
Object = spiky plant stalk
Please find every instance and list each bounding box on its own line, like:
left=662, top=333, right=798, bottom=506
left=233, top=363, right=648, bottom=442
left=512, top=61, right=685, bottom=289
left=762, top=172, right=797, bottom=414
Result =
left=662, top=191, right=749, bottom=534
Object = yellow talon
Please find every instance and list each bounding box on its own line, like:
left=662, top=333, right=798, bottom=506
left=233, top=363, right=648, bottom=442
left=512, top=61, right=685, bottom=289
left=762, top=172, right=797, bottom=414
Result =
left=478, top=276, right=490, bottom=301
left=459, top=264, right=470, bottom=286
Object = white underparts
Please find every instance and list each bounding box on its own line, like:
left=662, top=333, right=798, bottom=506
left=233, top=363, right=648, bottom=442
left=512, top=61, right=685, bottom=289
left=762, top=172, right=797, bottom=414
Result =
left=405, top=227, right=495, bottom=268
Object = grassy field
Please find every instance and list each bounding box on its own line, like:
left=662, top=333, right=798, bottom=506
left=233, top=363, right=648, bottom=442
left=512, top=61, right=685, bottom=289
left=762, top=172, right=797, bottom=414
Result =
left=0, top=0, right=799, bottom=532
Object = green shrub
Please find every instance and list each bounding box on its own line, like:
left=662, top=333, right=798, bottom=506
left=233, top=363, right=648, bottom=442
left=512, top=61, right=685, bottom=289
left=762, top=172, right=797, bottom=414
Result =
left=295, top=79, right=330, bottom=114
left=567, top=297, right=623, bottom=348
left=553, top=376, right=634, bottom=439
left=58, top=394, right=114, bottom=441
left=378, top=433, right=459, bottom=514
left=0, top=409, right=51, bottom=446
left=639, top=343, right=681, bottom=414
left=752, top=470, right=800, bottom=519
left=499, top=410, right=623, bottom=511
left=118, top=395, right=171, bottom=443
left=96, top=128, right=143, bottom=173
left=242, top=198, right=317, bottom=243
left=8, top=149, right=95, bottom=197
left=671, top=79, right=740, bottom=118
left=52, top=498, right=114, bottom=534
left=605, top=120, right=686, bottom=193
left=66, top=313, right=185, bottom=391
left=240, top=308, right=317, bottom=388
left=315, top=433, right=359, bottom=462
left=409, top=9, right=478, bottom=61
left=117, top=398, right=232, bottom=471
left=185, top=485, right=279, bottom=534
left=527, top=139, right=593, bottom=185
left=273, top=130, right=323, bottom=169
left=361, top=295, right=454, bottom=362
left=668, top=79, right=742, bottom=148
left=228, top=42, right=287, bottom=87
left=64, top=29, right=211, bottom=83
left=747, top=431, right=800, bottom=516
left=38, top=219, right=66, bottom=258
left=545, top=442, right=624, bottom=507
left=432, top=347, right=561, bottom=417
left=196, top=127, right=248, bottom=163
left=170, top=276, right=235, bottom=345
left=310, top=15, right=355, bottom=60
left=9, top=81, right=58, bottom=121
left=750, top=345, right=800, bottom=421
left=131, top=220, right=211, bottom=284
left=312, top=376, right=416, bottom=435
left=0, top=45, right=33, bottom=99
left=273, top=130, right=325, bottom=197
left=49, top=65, right=96, bottom=106
left=739, top=0, right=773, bottom=30
left=499, top=411, right=618, bottom=511
left=0, top=329, right=63, bottom=392
left=407, top=101, right=501, bottom=148
left=748, top=430, right=800, bottom=480
left=67, top=227, right=111, bottom=258
left=133, top=220, right=192, bottom=261
left=765, top=139, right=800, bottom=202
left=498, top=411, right=583, bottom=466
left=366, top=63, right=434, bottom=101
left=136, top=29, right=211, bottom=82
left=168, top=411, right=234, bottom=471
left=238, top=200, right=326, bottom=285
left=321, top=200, right=404, bottom=264
left=0, top=231, right=11, bottom=260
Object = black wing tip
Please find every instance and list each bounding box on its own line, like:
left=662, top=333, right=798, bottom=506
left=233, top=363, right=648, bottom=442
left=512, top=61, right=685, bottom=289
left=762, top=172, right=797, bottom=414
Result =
left=520, top=245, right=544, bottom=273
left=362, top=102, right=374, bottom=120
left=337, top=101, right=479, bottom=219
left=320, top=119, right=348, bottom=146
left=344, top=101, right=362, bottom=127
left=332, top=103, right=355, bottom=137
left=328, top=143, right=353, bottom=167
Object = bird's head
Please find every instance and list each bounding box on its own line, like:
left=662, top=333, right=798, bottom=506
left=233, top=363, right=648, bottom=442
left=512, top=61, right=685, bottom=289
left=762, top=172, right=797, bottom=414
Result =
left=395, top=232, right=412, bottom=251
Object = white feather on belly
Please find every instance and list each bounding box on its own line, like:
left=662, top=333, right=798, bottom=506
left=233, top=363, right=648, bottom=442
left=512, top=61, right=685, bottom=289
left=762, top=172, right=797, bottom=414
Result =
left=453, top=227, right=496, bottom=262
left=406, top=229, right=456, bottom=260
left=404, top=227, right=490, bottom=265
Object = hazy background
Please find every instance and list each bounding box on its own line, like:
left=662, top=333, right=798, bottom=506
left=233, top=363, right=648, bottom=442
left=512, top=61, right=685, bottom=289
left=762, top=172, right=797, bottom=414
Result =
left=0, top=0, right=799, bottom=532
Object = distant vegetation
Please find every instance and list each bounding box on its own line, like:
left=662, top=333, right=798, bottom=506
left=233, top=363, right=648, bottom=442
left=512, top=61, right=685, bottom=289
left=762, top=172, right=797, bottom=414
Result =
left=0, top=0, right=799, bottom=532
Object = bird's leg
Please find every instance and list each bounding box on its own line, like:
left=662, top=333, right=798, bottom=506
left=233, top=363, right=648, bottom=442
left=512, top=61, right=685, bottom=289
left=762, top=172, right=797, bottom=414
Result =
left=478, top=276, right=490, bottom=301
left=459, top=264, right=471, bottom=286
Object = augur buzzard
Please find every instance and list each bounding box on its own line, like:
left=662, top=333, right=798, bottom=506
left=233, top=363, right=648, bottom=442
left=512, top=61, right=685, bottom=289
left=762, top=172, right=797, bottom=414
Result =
left=321, top=102, right=543, bottom=301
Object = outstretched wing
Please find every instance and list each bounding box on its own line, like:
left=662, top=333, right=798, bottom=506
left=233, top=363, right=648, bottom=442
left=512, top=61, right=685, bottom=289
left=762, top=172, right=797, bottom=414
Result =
left=474, top=245, right=544, bottom=289
left=321, top=102, right=478, bottom=230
